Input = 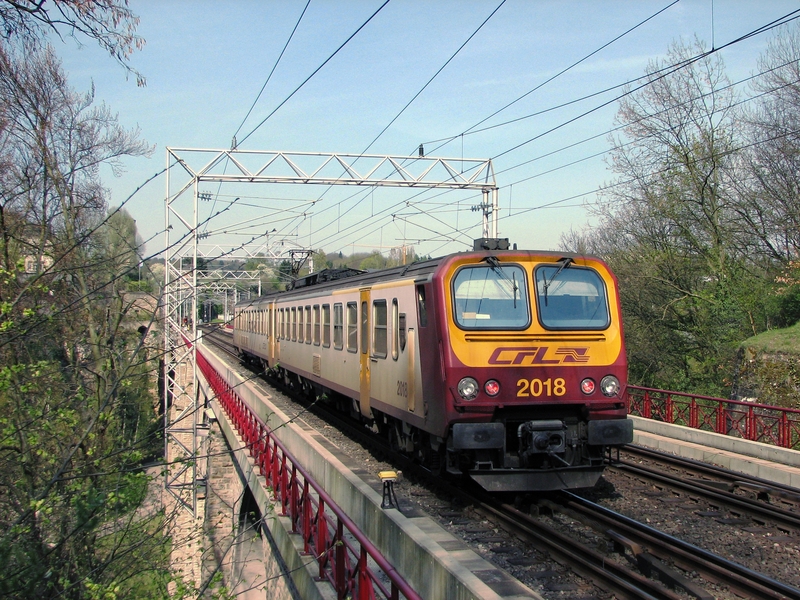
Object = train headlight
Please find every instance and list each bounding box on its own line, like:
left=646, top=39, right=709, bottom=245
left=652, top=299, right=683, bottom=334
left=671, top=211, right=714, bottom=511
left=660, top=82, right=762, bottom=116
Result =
left=457, top=377, right=479, bottom=400
left=484, top=379, right=500, bottom=397
left=600, top=375, right=621, bottom=397
left=580, top=378, right=596, bottom=395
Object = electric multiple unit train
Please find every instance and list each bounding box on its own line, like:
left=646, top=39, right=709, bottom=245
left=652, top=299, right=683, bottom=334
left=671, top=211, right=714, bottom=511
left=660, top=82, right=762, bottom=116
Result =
left=233, top=241, right=633, bottom=492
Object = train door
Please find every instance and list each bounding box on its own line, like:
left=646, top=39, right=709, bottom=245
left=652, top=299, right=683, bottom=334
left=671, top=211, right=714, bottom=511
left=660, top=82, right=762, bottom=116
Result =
left=269, top=301, right=278, bottom=363
left=359, top=288, right=371, bottom=418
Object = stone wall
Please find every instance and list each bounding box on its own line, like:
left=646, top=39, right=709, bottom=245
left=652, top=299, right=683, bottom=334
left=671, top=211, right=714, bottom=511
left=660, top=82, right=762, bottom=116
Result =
left=733, top=346, right=800, bottom=408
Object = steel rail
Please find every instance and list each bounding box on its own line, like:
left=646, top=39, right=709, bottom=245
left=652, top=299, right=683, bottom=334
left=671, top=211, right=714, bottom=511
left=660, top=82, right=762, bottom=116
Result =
left=622, top=444, right=800, bottom=500
left=611, top=459, right=800, bottom=531
left=561, top=492, right=800, bottom=600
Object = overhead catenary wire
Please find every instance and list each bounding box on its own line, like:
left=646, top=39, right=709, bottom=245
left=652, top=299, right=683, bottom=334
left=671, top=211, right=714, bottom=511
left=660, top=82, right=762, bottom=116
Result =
left=298, top=0, right=508, bottom=230
left=231, top=0, right=312, bottom=146
left=236, top=0, right=391, bottom=148
left=196, top=7, right=800, bottom=263
left=301, top=4, right=784, bottom=256
left=358, top=0, right=507, bottom=156
left=421, top=0, right=681, bottom=155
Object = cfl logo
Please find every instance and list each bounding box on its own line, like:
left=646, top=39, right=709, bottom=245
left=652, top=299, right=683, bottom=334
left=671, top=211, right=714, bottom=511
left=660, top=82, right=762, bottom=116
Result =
left=487, top=346, right=590, bottom=365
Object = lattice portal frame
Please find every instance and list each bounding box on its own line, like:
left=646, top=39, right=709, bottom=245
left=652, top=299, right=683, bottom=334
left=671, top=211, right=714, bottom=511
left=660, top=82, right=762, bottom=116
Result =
left=163, top=148, right=497, bottom=516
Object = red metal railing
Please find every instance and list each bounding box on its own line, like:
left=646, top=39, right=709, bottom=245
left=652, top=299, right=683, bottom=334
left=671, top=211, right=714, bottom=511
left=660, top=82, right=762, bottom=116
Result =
left=627, top=385, right=800, bottom=450
left=195, top=348, right=421, bottom=600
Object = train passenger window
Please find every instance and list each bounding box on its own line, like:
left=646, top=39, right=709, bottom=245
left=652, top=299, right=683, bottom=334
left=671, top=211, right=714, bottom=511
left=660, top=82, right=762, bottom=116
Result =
left=333, top=303, right=343, bottom=350
left=373, top=300, right=387, bottom=359
left=279, top=308, right=284, bottom=339
left=416, top=285, right=427, bottom=327
left=361, top=301, right=368, bottom=355
left=534, top=264, right=610, bottom=330
left=391, top=299, right=399, bottom=360
left=292, top=307, right=297, bottom=341
left=346, top=302, right=358, bottom=353
left=298, top=307, right=304, bottom=343
left=452, top=264, right=530, bottom=330
left=322, top=304, right=331, bottom=347
left=305, top=306, right=312, bottom=344
left=399, top=313, right=407, bottom=353
left=313, top=305, right=321, bottom=345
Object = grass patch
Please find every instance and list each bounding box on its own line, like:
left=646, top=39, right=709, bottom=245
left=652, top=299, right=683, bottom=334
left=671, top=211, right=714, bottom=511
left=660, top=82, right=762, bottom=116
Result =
left=741, top=321, right=800, bottom=354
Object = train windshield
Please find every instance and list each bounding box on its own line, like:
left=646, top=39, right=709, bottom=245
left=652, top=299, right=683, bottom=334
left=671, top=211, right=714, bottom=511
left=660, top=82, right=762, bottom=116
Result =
left=452, top=264, right=530, bottom=329
left=534, top=263, right=609, bottom=329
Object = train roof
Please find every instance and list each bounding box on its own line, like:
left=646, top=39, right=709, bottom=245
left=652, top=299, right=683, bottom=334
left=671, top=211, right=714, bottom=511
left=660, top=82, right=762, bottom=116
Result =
left=233, top=248, right=606, bottom=309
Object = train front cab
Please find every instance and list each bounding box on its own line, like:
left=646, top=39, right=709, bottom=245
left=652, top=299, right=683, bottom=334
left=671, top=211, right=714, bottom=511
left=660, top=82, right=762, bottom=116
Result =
left=436, top=252, right=633, bottom=492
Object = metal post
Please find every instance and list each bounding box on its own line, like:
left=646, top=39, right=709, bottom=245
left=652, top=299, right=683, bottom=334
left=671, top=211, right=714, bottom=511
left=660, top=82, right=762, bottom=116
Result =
left=481, top=189, right=490, bottom=238
left=491, top=187, right=499, bottom=239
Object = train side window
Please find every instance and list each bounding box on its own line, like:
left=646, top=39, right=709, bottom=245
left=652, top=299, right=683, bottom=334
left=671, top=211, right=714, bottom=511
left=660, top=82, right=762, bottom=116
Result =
left=346, top=302, right=358, bottom=353
left=373, top=300, right=387, bottom=359
left=322, top=304, right=330, bottom=347
left=305, top=306, right=312, bottom=344
left=417, top=285, right=428, bottom=327
left=292, top=307, right=297, bottom=341
left=312, top=305, right=320, bottom=345
left=399, top=313, right=407, bottom=352
left=391, top=299, right=399, bottom=360
left=361, top=301, right=368, bottom=355
left=298, top=307, right=305, bottom=343
left=334, top=303, right=343, bottom=350
left=279, top=308, right=284, bottom=339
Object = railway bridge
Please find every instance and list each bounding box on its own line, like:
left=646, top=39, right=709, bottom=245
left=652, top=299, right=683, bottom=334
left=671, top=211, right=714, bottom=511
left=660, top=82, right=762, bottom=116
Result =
left=164, top=327, right=800, bottom=599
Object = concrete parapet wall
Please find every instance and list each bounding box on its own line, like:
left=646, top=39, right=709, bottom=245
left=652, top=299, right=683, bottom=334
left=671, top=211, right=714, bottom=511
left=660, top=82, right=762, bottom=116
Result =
left=631, top=415, right=800, bottom=488
left=630, top=416, right=800, bottom=467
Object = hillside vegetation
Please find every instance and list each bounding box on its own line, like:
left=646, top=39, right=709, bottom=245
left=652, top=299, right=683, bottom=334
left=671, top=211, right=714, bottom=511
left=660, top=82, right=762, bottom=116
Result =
left=563, top=29, right=800, bottom=400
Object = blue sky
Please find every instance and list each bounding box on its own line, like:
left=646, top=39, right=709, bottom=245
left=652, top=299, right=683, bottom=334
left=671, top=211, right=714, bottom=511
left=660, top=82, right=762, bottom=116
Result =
left=55, top=0, right=799, bottom=261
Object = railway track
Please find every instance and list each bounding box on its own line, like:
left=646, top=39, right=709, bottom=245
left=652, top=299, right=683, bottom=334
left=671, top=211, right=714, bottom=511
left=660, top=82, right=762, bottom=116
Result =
left=200, top=332, right=800, bottom=599
left=547, top=492, right=800, bottom=600
left=611, top=445, right=800, bottom=532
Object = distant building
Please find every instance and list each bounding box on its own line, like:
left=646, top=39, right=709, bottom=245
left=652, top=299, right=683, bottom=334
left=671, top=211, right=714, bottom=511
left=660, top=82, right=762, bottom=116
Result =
left=24, top=251, right=54, bottom=274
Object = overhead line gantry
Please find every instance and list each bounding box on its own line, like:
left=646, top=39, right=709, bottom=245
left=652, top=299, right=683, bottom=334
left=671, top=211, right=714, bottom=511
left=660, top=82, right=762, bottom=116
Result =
left=163, top=147, right=497, bottom=516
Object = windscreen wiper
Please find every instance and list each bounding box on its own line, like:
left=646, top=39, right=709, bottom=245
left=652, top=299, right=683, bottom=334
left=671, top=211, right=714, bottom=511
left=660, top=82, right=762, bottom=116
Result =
left=484, top=256, right=518, bottom=308
left=543, top=257, right=573, bottom=306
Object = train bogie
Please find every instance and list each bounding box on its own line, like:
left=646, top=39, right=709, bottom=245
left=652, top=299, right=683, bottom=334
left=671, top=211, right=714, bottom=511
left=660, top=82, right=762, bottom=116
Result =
left=233, top=247, right=633, bottom=493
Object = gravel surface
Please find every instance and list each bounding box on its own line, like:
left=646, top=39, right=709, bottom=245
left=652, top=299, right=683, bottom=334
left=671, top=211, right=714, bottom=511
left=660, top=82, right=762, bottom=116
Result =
left=232, top=358, right=800, bottom=599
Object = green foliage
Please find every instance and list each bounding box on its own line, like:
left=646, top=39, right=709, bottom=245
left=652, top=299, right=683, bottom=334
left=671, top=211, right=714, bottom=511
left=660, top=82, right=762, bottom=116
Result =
left=0, top=40, right=167, bottom=598
left=359, top=251, right=387, bottom=270
left=563, top=32, right=800, bottom=399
